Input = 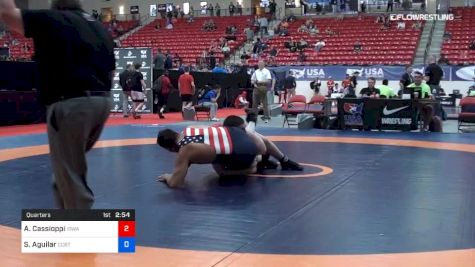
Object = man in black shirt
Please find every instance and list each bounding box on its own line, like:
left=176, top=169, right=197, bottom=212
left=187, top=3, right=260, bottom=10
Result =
left=399, top=65, right=413, bottom=96
left=347, top=71, right=359, bottom=97
left=424, top=55, right=444, bottom=93
left=283, top=71, right=296, bottom=103
left=119, top=64, right=134, bottom=117
left=359, top=77, right=380, bottom=98
left=0, top=0, right=115, bottom=209
left=399, top=65, right=413, bottom=92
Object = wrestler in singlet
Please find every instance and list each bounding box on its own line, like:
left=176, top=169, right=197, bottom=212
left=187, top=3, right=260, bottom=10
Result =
left=177, top=126, right=258, bottom=170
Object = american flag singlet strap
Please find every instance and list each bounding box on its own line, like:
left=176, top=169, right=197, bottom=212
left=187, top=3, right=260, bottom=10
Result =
left=183, top=127, right=233, bottom=154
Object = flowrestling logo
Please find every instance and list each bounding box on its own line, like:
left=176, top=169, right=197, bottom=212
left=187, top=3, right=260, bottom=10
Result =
left=389, top=14, right=454, bottom=21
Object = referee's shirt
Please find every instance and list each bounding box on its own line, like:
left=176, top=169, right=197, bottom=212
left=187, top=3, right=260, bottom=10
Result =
left=251, top=68, right=271, bottom=86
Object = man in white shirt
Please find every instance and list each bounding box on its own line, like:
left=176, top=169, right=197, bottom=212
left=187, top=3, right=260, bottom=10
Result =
left=315, top=39, right=325, bottom=52
left=251, top=60, right=272, bottom=123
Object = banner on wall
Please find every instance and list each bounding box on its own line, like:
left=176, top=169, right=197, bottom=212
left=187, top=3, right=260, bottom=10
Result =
left=112, top=48, right=153, bottom=113
left=269, top=65, right=472, bottom=81
left=130, top=6, right=139, bottom=14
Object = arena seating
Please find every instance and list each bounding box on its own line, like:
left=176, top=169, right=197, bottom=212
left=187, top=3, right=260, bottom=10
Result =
left=249, top=16, right=422, bottom=66
left=0, top=31, right=34, bottom=60
left=104, top=20, right=140, bottom=38
left=120, top=16, right=251, bottom=65
left=441, top=7, right=475, bottom=65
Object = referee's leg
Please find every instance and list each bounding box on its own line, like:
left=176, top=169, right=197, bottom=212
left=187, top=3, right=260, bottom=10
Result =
left=47, top=97, right=110, bottom=209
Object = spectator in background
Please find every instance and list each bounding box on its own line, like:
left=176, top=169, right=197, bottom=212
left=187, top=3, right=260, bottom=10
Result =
left=438, top=54, right=449, bottom=64
left=412, top=21, right=422, bottom=29
left=229, top=2, right=235, bottom=16
left=469, top=40, right=475, bottom=50
left=342, top=74, right=351, bottom=90
left=153, top=48, right=166, bottom=76
left=153, top=70, right=174, bottom=119
left=443, top=31, right=452, bottom=41
left=354, top=41, right=362, bottom=53
left=173, top=53, right=182, bottom=67
left=360, top=1, right=366, bottom=12
left=269, top=0, right=277, bottom=19
left=286, top=37, right=297, bottom=52
left=119, top=64, right=135, bottom=117
left=397, top=20, right=405, bottom=30
left=178, top=66, right=196, bottom=111
left=284, top=71, right=296, bottom=103
left=325, top=27, right=335, bottom=35
left=221, top=42, right=231, bottom=57
left=212, top=63, right=228, bottom=73
left=331, top=0, right=337, bottom=13
left=234, top=91, right=249, bottom=108
left=208, top=3, right=214, bottom=16
left=424, top=55, right=444, bottom=94
left=298, top=37, right=308, bottom=51
left=198, top=85, right=221, bottom=121
left=131, top=63, right=146, bottom=119
left=258, top=15, right=268, bottom=37
left=327, top=76, right=335, bottom=95
left=387, top=0, right=393, bottom=12
left=297, top=50, right=306, bottom=63
left=348, top=71, right=359, bottom=97
left=216, top=3, right=221, bottom=16
left=245, top=27, right=254, bottom=43
left=269, top=45, right=278, bottom=61
left=334, top=83, right=341, bottom=93
left=298, top=24, right=308, bottom=33
left=399, top=64, right=413, bottom=92
left=164, top=50, right=173, bottom=69
left=310, top=78, right=321, bottom=95
left=237, top=2, right=243, bottom=15
left=315, top=39, right=325, bottom=52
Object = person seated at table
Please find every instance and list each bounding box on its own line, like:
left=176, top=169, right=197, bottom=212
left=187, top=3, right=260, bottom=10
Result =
left=406, top=72, right=437, bottom=131
left=378, top=79, right=396, bottom=98
left=359, top=77, right=380, bottom=98
left=406, top=71, right=432, bottom=99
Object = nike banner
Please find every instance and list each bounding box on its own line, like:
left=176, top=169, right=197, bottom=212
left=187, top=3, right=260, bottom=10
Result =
left=338, top=98, right=420, bottom=131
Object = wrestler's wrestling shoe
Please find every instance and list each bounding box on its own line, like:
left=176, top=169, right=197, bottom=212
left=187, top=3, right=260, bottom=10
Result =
left=280, top=159, right=304, bottom=171
left=256, top=155, right=279, bottom=173
left=256, top=159, right=279, bottom=173
left=245, top=108, right=258, bottom=124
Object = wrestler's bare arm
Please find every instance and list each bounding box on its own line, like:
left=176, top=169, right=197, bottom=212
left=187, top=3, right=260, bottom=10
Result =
left=158, top=144, right=216, bottom=188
